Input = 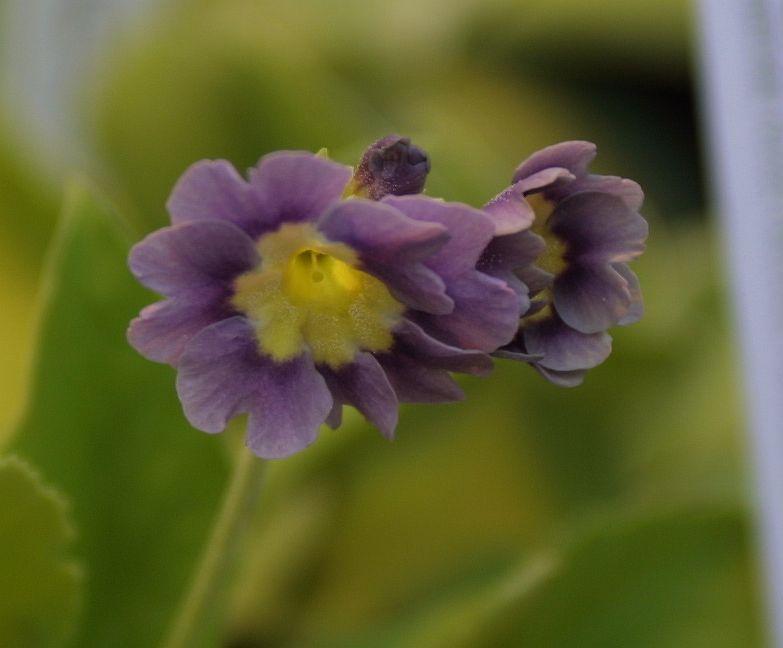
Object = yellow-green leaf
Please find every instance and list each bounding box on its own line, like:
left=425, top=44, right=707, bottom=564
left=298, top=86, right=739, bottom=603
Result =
left=0, top=456, right=81, bottom=648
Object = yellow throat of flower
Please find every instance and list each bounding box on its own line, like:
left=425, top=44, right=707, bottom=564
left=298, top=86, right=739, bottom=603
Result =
left=521, top=192, right=569, bottom=325
left=231, top=223, right=404, bottom=369
left=526, top=192, right=568, bottom=277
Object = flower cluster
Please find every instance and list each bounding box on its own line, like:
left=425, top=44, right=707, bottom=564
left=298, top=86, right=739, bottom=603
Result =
left=128, top=136, right=646, bottom=458
left=480, top=142, right=647, bottom=386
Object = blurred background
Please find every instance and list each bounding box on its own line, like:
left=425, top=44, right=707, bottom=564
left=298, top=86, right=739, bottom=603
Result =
left=0, top=0, right=768, bottom=646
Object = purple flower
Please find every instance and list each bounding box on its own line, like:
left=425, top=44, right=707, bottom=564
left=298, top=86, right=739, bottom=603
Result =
left=128, top=144, right=520, bottom=458
left=480, top=141, right=647, bottom=386
left=345, top=135, right=430, bottom=200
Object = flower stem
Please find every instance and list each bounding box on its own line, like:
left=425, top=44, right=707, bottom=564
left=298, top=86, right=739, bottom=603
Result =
left=162, top=446, right=266, bottom=648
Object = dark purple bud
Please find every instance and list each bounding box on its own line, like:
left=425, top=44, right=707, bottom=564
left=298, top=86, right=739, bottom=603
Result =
left=348, top=135, right=430, bottom=200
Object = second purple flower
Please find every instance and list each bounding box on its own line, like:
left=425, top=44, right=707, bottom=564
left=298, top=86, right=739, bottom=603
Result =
left=480, top=141, right=648, bottom=386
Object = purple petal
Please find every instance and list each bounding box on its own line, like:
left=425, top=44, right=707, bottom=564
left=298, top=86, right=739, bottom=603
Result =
left=247, top=151, right=353, bottom=236
left=518, top=265, right=554, bottom=297
left=551, top=175, right=644, bottom=210
left=415, top=271, right=521, bottom=351
left=553, top=262, right=632, bottom=334
left=614, top=263, right=644, bottom=325
left=549, top=192, right=648, bottom=263
left=510, top=142, right=643, bottom=210
left=318, top=199, right=453, bottom=314
left=376, top=353, right=464, bottom=403
left=127, top=295, right=233, bottom=365
left=515, top=167, right=576, bottom=194
left=392, top=319, right=493, bottom=375
left=129, top=220, right=259, bottom=297
left=479, top=230, right=545, bottom=300
left=383, top=195, right=521, bottom=350
left=175, top=317, right=261, bottom=433
left=176, top=317, right=332, bottom=459
left=167, top=160, right=261, bottom=234
left=320, top=353, right=398, bottom=439
left=325, top=402, right=343, bottom=429
left=382, top=195, right=495, bottom=277
left=534, top=365, right=588, bottom=387
left=483, top=182, right=536, bottom=236
left=513, top=141, right=597, bottom=182
left=522, top=315, right=612, bottom=371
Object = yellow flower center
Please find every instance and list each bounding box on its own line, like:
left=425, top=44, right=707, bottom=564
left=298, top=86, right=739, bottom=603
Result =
left=231, top=223, right=404, bottom=369
left=522, top=192, right=568, bottom=325
left=526, top=193, right=568, bottom=276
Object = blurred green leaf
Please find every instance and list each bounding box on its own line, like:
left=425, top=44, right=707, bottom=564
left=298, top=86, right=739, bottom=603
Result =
left=0, top=114, right=60, bottom=434
left=456, top=508, right=763, bottom=648
left=329, top=507, right=761, bottom=648
left=9, top=181, right=229, bottom=647
left=0, top=455, right=81, bottom=648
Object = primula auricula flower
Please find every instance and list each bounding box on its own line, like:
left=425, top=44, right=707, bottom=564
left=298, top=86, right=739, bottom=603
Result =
left=479, top=141, right=648, bottom=386
left=127, top=138, right=521, bottom=458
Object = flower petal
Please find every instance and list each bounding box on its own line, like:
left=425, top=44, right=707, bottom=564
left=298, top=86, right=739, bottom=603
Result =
left=167, top=160, right=261, bottom=233
left=325, top=402, right=343, bottom=429
left=384, top=195, right=521, bottom=350
left=176, top=317, right=332, bottom=459
left=551, top=175, right=644, bottom=210
left=518, top=265, right=554, bottom=297
left=534, top=365, right=588, bottom=387
left=523, top=316, right=612, bottom=371
left=318, top=199, right=453, bottom=314
left=127, top=296, right=233, bottom=365
left=247, top=151, right=352, bottom=234
left=415, top=271, right=521, bottom=351
left=515, top=166, right=576, bottom=194
left=479, top=230, right=545, bottom=300
left=553, top=262, right=632, bottom=334
left=245, top=356, right=333, bottom=458
left=614, top=263, right=644, bottom=325
left=483, top=182, right=536, bottom=236
left=513, top=141, right=596, bottom=182
left=483, top=169, right=575, bottom=237
left=320, top=353, right=398, bottom=439
left=392, top=319, right=493, bottom=375
left=129, top=220, right=259, bottom=297
left=383, top=195, right=495, bottom=277
left=376, top=354, right=464, bottom=403
left=549, top=191, right=648, bottom=263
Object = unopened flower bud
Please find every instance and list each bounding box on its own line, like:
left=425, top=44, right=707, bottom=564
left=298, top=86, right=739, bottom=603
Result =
left=347, top=135, right=430, bottom=200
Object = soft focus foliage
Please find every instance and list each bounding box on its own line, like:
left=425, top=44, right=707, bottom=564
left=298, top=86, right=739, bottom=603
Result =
left=0, top=456, right=81, bottom=647
left=0, top=0, right=765, bottom=646
left=9, top=184, right=229, bottom=647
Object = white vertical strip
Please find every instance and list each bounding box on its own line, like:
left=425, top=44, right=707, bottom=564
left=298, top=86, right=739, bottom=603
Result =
left=0, top=0, right=162, bottom=172
left=697, top=2, right=783, bottom=645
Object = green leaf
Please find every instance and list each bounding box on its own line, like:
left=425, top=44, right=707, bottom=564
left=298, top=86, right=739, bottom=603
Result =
left=440, top=507, right=764, bottom=648
left=10, top=181, right=229, bottom=647
left=0, top=455, right=81, bottom=648
left=0, top=114, right=60, bottom=436
left=325, top=507, right=761, bottom=648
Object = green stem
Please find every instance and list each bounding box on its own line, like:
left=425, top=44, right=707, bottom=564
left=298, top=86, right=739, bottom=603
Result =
left=162, top=447, right=266, bottom=648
